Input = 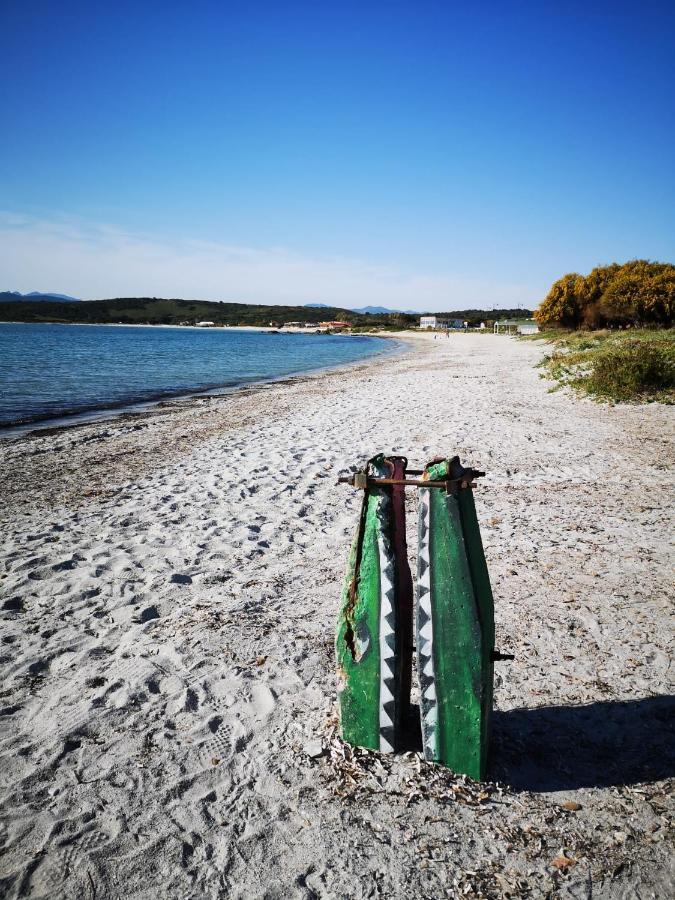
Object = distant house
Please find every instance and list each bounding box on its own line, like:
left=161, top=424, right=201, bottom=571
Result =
left=320, top=321, right=349, bottom=329
left=494, top=319, right=539, bottom=335
left=420, top=315, right=463, bottom=330
left=420, top=315, right=444, bottom=329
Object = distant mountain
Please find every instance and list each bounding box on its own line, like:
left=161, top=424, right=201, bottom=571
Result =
left=27, top=291, right=80, bottom=301
left=352, top=306, right=410, bottom=316
left=1, top=291, right=80, bottom=302
left=351, top=305, right=391, bottom=315
left=306, top=302, right=419, bottom=315
left=351, top=305, right=420, bottom=315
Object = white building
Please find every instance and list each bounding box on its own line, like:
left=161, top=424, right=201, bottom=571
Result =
left=420, top=315, right=464, bottom=330
left=420, top=315, right=447, bottom=329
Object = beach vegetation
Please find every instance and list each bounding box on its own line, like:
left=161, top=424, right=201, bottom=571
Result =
left=534, top=261, right=675, bottom=330
left=533, top=329, right=675, bottom=403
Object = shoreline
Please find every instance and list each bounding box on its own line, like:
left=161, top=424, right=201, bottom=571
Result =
left=0, top=333, right=421, bottom=515
left=0, top=328, right=405, bottom=440
left=0, top=332, right=672, bottom=897
left=0, top=320, right=398, bottom=332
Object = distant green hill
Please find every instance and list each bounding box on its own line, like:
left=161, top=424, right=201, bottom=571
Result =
left=0, top=290, right=80, bottom=303
left=0, top=296, right=532, bottom=328
left=0, top=297, right=401, bottom=327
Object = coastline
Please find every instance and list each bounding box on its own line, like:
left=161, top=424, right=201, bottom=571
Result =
left=0, top=332, right=673, bottom=897
left=0, top=333, right=417, bottom=513
left=0, top=325, right=403, bottom=439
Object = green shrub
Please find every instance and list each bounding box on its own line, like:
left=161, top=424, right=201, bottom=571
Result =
left=582, top=340, right=675, bottom=401
left=536, top=330, right=675, bottom=403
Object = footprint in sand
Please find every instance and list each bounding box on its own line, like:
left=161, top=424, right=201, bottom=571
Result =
left=170, top=573, right=192, bottom=585
left=28, top=658, right=51, bottom=677
left=199, top=715, right=251, bottom=765
left=247, top=683, right=276, bottom=720
left=3, top=598, right=24, bottom=612
left=55, top=552, right=86, bottom=571
left=138, top=605, right=160, bottom=623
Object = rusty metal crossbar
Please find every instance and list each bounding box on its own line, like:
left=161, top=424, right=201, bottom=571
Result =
left=338, top=470, right=485, bottom=491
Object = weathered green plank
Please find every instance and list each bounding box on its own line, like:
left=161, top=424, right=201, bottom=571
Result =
left=453, top=458, right=495, bottom=773
left=336, top=456, right=399, bottom=751
left=417, top=458, right=493, bottom=779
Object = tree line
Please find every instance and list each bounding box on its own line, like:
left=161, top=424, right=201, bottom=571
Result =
left=535, top=260, right=674, bottom=329
left=0, top=297, right=532, bottom=329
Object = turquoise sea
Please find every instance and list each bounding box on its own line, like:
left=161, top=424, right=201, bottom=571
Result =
left=0, top=323, right=393, bottom=431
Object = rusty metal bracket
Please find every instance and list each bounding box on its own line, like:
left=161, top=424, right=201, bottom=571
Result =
left=338, top=470, right=485, bottom=492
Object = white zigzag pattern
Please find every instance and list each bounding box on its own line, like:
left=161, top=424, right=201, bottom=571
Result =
left=419, top=618, right=433, bottom=642
left=418, top=487, right=438, bottom=760
left=376, top=512, right=396, bottom=754
left=423, top=681, right=436, bottom=701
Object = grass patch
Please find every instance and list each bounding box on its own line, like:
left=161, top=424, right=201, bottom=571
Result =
left=526, top=329, right=675, bottom=403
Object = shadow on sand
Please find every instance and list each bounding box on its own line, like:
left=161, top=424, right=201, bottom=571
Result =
left=490, top=694, right=675, bottom=792
left=399, top=695, right=674, bottom=792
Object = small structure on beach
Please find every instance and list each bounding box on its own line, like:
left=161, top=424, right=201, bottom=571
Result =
left=195, top=320, right=216, bottom=327
left=494, top=319, right=539, bottom=335
left=320, top=321, right=349, bottom=330
left=420, top=315, right=463, bottom=330
left=336, top=454, right=497, bottom=780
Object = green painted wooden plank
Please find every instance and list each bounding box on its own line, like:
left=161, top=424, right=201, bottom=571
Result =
left=336, top=455, right=399, bottom=751
left=417, top=458, right=493, bottom=780
left=453, top=459, right=495, bottom=774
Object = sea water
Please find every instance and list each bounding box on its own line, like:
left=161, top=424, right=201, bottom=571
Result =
left=0, top=323, right=393, bottom=431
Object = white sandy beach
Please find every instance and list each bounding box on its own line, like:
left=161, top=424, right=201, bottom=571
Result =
left=0, top=332, right=673, bottom=899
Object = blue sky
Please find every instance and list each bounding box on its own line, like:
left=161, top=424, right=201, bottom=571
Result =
left=1, top=1, right=674, bottom=310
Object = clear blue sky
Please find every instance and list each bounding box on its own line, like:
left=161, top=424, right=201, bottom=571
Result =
left=1, top=0, right=674, bottom=310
